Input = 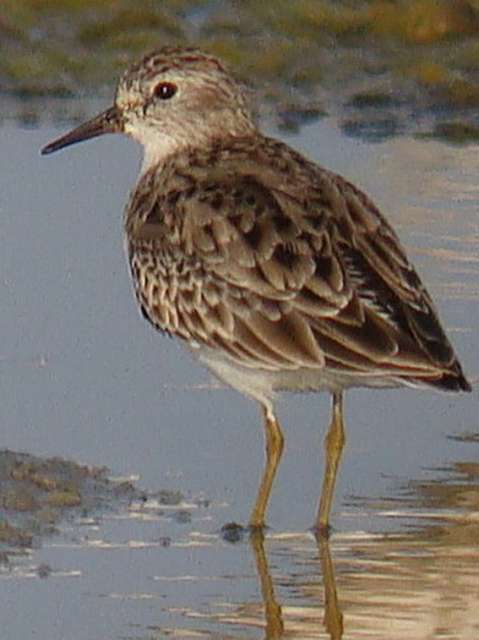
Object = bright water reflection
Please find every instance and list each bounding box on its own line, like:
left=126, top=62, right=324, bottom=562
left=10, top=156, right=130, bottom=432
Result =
left=159, top=456, right=479, bottom=639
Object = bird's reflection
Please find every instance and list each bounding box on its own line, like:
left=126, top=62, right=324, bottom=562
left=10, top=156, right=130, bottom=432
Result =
left=249, top=528, right=343, bottom=639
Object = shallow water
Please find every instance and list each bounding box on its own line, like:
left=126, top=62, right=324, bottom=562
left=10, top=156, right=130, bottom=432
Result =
left=0, top=113, right=478, bottom=639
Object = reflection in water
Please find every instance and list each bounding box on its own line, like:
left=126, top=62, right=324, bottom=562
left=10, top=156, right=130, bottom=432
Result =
left=249, top=530, right=344, bottom=640
left=166, top=450, right=479, bottom=639
left=316, top=535, right=343, bottom=640
left=250, top=530, right=284, bottom=639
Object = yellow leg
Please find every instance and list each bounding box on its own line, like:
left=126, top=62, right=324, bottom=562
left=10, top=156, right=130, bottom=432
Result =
left=249, top=407, right=284, bottom=529
left=249, top=529, right=284, bottom=638
left=316, top=392, right=345, bottom=534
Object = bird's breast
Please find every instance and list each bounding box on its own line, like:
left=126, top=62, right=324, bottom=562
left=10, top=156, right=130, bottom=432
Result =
left=127, top=240, right=207, bottom=342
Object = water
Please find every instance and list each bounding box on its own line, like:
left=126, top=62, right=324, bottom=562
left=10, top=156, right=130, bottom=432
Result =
left=0, top=113, right=478, bottom=639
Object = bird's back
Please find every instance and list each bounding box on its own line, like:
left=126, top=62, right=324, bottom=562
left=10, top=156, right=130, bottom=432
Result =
left=125, top=135, right=471, bottom=394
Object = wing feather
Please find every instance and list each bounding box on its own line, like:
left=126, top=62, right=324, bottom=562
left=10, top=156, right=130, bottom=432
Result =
left=125, top=137, right=470, bottom=389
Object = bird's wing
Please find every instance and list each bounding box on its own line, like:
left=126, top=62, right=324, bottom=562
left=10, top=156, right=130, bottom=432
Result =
left=126, top=140, right=467, bottom=385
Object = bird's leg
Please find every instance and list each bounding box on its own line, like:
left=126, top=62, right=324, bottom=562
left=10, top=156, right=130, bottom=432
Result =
left=249, top=406, right=284, bottom=529
left=316, top=392, right=345, bottom=534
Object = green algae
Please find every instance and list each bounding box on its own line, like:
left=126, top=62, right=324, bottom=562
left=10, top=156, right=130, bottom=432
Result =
left=156, top=489, right=184, bottom=506
left=0, top=520, right=32, bottom=547
left=2, top=0, right=479, bottom=140
left=419, top=120, right=479, bottom=144
left=0, top=449, right=205, bottom=563
left=347, top=91, right=399, bottom=108
left=0, top=449, right=136, bottom=552
left=371, top=0, right=479, bottom=43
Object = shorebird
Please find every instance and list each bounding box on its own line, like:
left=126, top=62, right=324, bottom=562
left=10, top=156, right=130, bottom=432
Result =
left=42, top=46, right=471, bottom=533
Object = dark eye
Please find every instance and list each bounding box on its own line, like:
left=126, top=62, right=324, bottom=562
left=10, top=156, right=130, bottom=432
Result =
left=153, top=82, right=177, bottom=100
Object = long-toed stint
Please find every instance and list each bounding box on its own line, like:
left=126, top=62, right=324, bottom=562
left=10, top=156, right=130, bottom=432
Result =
left=42, top=46, right=471, bottom=533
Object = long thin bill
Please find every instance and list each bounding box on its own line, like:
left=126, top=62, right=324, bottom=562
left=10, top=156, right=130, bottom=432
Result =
left=41, top=105, right=123, bottom=155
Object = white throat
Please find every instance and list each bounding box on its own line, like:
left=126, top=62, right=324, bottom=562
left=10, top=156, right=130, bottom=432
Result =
left=140, top=131, right=180, bottom=175
left=126, top=121, right=183, bottom=175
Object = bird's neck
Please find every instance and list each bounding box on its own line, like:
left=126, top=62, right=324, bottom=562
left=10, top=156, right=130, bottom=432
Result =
left=134, top=114, right=257, bottom=177
left=140, top=132, right=181, bottom=175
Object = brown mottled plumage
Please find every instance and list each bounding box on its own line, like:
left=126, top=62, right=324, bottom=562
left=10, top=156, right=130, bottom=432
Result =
left=42, top=46, right=470, bottom=533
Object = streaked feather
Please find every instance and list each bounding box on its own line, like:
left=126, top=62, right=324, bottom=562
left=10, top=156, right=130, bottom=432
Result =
left=125, top=136, right=470, bottom=392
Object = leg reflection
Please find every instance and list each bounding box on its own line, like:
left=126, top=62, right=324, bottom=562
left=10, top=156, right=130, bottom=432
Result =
left=316, top=532, right=344, bottom=640
left=249, top=529, right=344, bottom=640
left=249, top=529, right=284, bottom=638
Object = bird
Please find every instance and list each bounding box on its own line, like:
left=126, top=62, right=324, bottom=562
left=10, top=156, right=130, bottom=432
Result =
left=41, top=46, right=471, bottom=534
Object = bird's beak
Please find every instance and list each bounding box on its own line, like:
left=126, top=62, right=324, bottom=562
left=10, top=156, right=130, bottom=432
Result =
left=41, top=105, right=124, bottom=155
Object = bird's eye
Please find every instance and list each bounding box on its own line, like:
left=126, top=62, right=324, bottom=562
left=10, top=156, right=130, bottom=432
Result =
left=153, top=82, right=177, bottom=100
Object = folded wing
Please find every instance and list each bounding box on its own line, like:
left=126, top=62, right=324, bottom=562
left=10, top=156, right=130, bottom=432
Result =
left=126, top=138, right=470, bottom=392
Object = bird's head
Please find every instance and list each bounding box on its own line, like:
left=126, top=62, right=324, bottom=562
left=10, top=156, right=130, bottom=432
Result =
left=42, top=46, right=255, bottom=170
